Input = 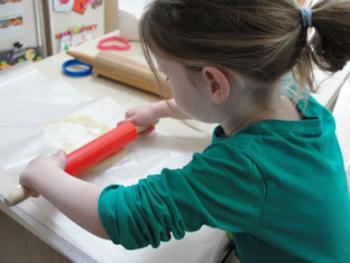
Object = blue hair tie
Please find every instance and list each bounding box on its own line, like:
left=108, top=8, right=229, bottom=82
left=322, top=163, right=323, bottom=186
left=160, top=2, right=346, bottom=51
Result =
left=301, top=8, right=312, bottom=28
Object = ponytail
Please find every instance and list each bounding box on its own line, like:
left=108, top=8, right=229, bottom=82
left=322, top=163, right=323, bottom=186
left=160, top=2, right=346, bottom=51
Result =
left=313, top=0, right=350, bottom=72
left=294, top=0, right=350, bottom=92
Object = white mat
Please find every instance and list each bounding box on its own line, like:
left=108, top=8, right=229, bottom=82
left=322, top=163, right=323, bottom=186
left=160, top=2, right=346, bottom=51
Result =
left=0, top=63, right=227, bottom=263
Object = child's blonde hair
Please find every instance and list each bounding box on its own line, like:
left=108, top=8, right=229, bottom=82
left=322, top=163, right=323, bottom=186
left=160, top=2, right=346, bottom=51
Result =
left=139, top=0, right=350, bottom=106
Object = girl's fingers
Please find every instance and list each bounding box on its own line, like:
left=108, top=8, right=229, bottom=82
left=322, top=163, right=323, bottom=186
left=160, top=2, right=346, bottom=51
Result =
left=32, top=192, right=40, bottom=198
left=125, top=111, right=135, bottom=119
left=117, top=118, right=134, bottom=126
left=56, top=150, right=67, bottom=168
left=117, top=120, right=126, bottom=126
left=139, top=125, right=156, bottom=135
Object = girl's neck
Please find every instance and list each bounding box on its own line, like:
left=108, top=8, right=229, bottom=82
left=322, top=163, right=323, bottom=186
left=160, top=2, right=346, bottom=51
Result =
left=221, top=91, right=302, bottom=136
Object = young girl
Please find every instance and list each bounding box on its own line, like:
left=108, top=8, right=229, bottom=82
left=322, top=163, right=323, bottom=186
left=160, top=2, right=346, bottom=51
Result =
left=19, top=0, right=350, bottom=262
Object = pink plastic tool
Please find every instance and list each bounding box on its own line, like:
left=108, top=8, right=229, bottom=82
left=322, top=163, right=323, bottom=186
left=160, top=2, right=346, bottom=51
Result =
left=97, top=36, right=131, bottom=51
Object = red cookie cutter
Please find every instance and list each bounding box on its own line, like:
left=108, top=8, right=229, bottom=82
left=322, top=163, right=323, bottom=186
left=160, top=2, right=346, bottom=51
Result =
left=97, top=36, right=131, bottom=51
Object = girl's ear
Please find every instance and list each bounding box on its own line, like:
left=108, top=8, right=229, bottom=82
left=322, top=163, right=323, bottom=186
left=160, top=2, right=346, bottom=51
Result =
left=202, top=66, right=231, bottom=104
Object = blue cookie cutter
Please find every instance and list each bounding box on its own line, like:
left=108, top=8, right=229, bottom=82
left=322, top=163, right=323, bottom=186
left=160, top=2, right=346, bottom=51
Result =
left=62, top=59, right=93, bottom=77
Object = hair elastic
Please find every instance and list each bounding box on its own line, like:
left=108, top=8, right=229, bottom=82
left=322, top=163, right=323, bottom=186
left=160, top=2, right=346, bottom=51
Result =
left=97, top=36, right=131, bottom=51
left=301, top=8, right=312, bottom=28
left=62, top=59, right=93, bottom=77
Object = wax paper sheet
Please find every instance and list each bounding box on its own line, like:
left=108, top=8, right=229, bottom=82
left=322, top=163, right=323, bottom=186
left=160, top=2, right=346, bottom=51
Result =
left=0, top=63, right=227, bottom=263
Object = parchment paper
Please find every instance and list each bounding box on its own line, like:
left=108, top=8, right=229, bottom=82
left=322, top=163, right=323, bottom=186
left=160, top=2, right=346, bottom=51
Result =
left=0, top=63, right=227, bottom=263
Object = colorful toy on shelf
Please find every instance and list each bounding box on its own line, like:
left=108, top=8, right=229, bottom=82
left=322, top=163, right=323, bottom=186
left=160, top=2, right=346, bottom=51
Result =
left=25, top=48, right=36, bottom=61
left=0, top=42, right=42, bottom=71
left=9, top=16, right=23, bottom=26
left=6, top=42, right=26, bottom=65
left=0, top=60, right=10, bottom=71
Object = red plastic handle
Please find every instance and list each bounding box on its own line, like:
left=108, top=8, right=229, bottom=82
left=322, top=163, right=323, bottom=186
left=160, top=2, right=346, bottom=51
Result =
left=64, top=122, right=138, bottom=176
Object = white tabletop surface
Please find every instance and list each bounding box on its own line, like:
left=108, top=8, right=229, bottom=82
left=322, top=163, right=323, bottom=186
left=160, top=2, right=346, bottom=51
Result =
left=0, top=37, right=349, bottom=262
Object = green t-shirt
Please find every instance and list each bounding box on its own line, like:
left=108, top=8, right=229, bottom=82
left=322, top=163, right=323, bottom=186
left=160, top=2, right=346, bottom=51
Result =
left=99, top=96, right=350, bottom=262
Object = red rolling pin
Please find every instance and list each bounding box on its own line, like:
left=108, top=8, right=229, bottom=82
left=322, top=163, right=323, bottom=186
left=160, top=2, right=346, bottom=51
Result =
left=5, top=122, right=151, bottom=206
left=65, top=121, right=138, bottom=176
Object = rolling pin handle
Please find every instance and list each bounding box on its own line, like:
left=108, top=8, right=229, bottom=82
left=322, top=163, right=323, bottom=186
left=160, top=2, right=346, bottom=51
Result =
left=5, top=186, right=36, bottom=207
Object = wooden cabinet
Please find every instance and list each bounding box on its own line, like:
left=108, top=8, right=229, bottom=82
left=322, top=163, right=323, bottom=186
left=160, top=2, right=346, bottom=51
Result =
left=0, top=211, right=71, bottom=263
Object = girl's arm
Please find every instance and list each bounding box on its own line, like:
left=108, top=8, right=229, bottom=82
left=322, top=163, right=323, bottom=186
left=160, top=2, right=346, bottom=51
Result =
left=124, top=98, right=189, bottom=127
left=152, top=99, right=189, bottom=120
left=18, top=100, right=187, bottom=240
left=19, top=151, right=109, bottom=239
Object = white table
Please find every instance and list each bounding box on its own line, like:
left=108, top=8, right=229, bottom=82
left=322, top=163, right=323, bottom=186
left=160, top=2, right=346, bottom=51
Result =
left=0, top=39, right=349, bottom=262
left=0, top=43, right=225, bottom=263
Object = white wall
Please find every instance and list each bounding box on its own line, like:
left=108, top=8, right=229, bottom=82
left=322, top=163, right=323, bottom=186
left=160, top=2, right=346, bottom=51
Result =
left=119, top=0, right=152, bottom=40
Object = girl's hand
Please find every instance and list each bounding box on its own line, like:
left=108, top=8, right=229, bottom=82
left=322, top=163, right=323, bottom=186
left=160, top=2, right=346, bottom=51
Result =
left=122, top=104, right=159, bottom=128
left=19, top=150, right=67, bottom=191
